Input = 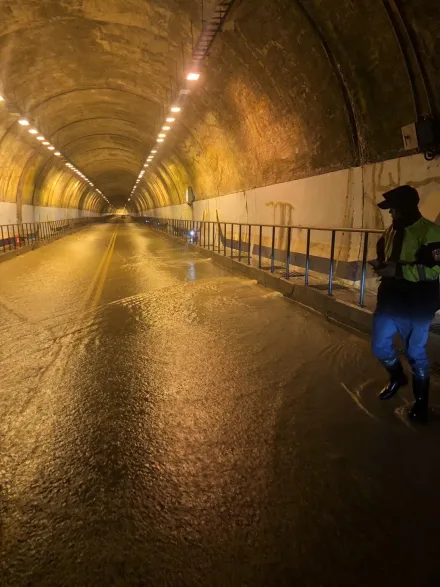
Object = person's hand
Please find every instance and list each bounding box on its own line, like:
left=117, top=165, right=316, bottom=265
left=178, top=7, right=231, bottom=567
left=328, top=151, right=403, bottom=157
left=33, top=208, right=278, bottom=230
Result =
left=374, top=262, right=397, bottom=277
left=415, top=244, right=440, bottom=268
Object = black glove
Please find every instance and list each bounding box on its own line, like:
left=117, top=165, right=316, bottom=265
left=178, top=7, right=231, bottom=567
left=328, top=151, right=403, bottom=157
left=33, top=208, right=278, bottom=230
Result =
left=415, top=242, right=440, bottom=268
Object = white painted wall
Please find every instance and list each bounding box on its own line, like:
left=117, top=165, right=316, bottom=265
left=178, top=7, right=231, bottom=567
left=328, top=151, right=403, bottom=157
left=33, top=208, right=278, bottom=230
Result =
left=0, top=203, right=100, bottom=225
left=144, top=152, right=440, bottom=229
left=0, top=202, right=18, bottom=226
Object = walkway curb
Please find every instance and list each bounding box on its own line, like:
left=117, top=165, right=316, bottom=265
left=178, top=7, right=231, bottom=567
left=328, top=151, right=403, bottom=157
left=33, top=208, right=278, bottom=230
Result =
left=0, top=224, right=95, bottom=265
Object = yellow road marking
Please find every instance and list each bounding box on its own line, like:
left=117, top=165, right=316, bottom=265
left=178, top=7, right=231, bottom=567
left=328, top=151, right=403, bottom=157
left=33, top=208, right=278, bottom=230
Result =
left=90, top=229, right=118, bottom=311
left=81, top=230, right=117, bottom=311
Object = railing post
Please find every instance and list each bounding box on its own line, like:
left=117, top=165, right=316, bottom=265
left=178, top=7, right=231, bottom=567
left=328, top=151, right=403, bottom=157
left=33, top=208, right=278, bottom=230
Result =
left=231, top=224, right=234, bottom=258
left=359, top=232, right=369, bottom=308
left=258, top=225, right=262, bottom=269
left=271, top=226, right=275, bottom=273
left=328, top=230, right=336, bottom=296
left=208, top=222, right=211, bottom=250
left=224, top=223, right=227, bottom=255
left=305, top=229, right=311, bottom=286
left=248, top=225, right=252, bottom=265
left=203, top=221, right=206, bottom=247
left=238, top=224, right=242, bottom=261
left=285, top=227, right=292, bottom=279
left=1, top=226, right=5, bottom=253
left=217, top=223, right=221, bottom=254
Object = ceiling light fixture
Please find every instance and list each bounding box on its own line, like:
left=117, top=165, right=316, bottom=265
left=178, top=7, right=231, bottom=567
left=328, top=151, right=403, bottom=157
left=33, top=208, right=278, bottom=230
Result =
left=18, top=119, right=30, bottom=126
left=157, top=138, right=164, bottom=143
left=166, top=118, right=175, bottom=123
left=29, top=129, right=38, bottom=135
left=170, top=106, right=181, bottom=113
left=162, top=126, right=170, bottom=131
left=187, top=72, right=200, bottom=81
left=37, top=136, right=45, bottom=141
left=43, top=141, right=50, bottom=146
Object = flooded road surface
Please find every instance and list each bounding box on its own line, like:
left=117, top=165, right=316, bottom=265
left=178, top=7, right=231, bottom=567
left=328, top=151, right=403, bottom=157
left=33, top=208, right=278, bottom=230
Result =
left=1, top=221, right=440, bottom=587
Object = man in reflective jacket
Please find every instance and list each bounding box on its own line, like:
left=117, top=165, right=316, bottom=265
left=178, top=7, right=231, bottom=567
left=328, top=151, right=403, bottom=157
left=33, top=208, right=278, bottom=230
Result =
left=371, top=184, right=440, bottom=423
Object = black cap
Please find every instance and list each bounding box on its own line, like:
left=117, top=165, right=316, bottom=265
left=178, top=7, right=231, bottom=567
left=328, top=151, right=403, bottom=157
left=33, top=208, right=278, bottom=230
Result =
left=378, top=185, right=420, bottom=210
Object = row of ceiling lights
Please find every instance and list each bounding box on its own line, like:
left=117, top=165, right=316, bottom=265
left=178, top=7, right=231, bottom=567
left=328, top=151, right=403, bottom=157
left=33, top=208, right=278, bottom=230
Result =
left=126, top=72, right=201, bottom=206
left=0, top=95, right=111, bottom=208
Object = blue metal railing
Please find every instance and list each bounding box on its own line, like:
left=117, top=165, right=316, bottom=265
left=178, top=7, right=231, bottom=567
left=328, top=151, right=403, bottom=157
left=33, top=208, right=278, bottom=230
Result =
left=141, top=217, right=383, bottom=308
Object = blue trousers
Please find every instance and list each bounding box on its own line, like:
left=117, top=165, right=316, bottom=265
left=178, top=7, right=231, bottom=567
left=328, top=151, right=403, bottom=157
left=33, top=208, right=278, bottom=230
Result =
left=372, top=311, right=432, bottom=378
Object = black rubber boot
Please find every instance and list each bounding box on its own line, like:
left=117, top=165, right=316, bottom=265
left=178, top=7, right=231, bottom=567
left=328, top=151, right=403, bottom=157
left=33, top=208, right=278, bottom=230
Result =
left=378, top=360, right=408, bottom=400
left=408, top=375, right=430, bottom=424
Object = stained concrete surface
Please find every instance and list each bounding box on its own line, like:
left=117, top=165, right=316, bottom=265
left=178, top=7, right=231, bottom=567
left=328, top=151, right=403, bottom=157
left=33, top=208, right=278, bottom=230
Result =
left=1, top=220, right=440, bottom=586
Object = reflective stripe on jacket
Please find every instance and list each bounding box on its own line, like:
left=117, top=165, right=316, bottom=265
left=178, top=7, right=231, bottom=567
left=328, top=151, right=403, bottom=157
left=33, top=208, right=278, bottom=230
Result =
left=382, top=217, right=440, bottom=282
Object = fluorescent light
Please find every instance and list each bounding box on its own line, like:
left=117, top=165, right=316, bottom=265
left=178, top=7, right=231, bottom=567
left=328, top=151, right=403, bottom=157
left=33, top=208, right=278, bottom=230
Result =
left=187, top=72, right=200, bottom=81
left=0, top=96, right=4, bottom=102
left=48, top=146, right=55, bottom=151
left=55, top=152, right=61, bottom=156
left=18, top=119, right=30, bottom=126
left=158, top=133, right=166, bottom=138
left=144, top=164, right=149, bottom=168
left=151, top=150, right=157, bottom=153
left=170, top=106, right=181, bottom=113
left=162, top=126, right=170, bottom=131
left=166, top=118, right=175, bottom=123
left=37, top=136, right=45, bottom=141
left=29, top=129, right=38, bottom=135
left=157, top=138, right=164, bottom=143
left=43, top=141, right=50, bottom=146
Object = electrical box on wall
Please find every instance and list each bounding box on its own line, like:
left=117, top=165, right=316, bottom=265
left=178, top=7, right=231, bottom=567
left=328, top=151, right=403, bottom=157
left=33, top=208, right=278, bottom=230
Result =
left=186, top=186, right=195, bottom=206
left=402, top=117, right=440, bottom=160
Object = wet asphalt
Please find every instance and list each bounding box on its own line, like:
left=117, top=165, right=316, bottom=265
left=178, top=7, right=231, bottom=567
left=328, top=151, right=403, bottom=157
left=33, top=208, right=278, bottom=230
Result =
left=1, top=219, right=440, bottom=587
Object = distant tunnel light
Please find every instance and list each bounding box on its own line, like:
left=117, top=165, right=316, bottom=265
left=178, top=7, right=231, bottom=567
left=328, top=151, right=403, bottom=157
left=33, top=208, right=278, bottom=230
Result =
left=55, top=152, right=61, bottom=156
left=158, top=133, right=166, bottom=138
left=144, top=164, right=149, bottom=168
left=187, top=72, right=200, bottom=81
left=43, top=141, right=50, bottom=146
left=166, top=118, right=175, bottom=123
left=157, top=138, right=164, bottom=143
left=170, top=106, right=181, bottom=113
left=29, top=129, right=38, bottom=135
left=18, top=119, right=30, bottom=126
left=48, top=146, right=55, bottom=151
left=162, top=126, right=171, bottom=131
left=37, top=136, right=45, bottom=141
left=151, top=149, right=157, bottom=153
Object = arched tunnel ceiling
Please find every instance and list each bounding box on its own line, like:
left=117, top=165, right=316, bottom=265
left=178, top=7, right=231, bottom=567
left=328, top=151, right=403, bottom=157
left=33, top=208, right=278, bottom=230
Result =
left=0, top=1, right=439, bottom=213
left=0, top=0, right=198, bottom=207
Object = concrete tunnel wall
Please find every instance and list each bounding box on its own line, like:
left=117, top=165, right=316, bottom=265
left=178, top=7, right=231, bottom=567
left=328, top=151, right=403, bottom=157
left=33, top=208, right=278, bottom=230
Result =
left=0, top=109, right=105, bottom=225
left=133, top=0, right=440, bottom=230
left=0, top=1, right=440, bottom=238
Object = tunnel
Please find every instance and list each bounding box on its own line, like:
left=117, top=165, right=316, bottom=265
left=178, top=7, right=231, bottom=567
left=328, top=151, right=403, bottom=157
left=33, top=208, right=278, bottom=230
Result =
left=1, top=2, right=440, bottom=586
